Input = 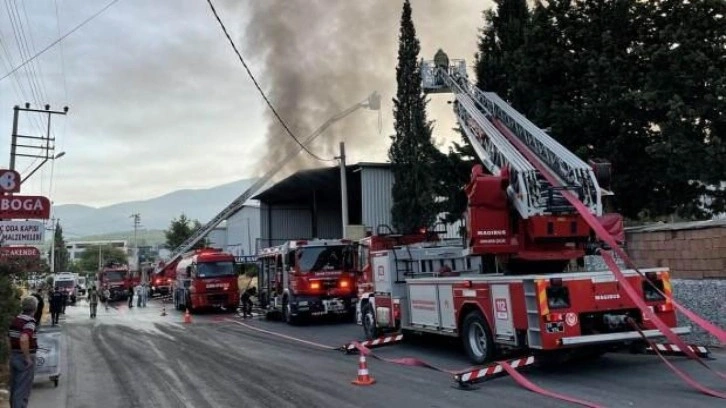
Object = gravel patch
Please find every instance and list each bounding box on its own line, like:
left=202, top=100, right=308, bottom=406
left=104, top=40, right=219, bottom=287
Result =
left=671, top=279, right=726, bottom=347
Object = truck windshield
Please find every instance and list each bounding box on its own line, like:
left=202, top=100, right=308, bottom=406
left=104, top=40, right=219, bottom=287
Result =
left=297, top=246, right=347, bottom=272
left=104, top=271, right=126, bottom=281
left=54, top=280, right=74, bottom=288
left=196, top=261, right=235, bottom=278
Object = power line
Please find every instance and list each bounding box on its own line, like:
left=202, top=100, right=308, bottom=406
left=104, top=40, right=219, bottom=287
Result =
left=204, top=0, right=335, bottom=162
left=0, top=0, right=121, bottom=83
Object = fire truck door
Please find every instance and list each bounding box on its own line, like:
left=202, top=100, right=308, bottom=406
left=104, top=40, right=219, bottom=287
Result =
left=491, top=285, right=515, bottom=341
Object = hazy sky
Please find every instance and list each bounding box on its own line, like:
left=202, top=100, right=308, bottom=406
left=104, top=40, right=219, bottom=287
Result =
left=0, top=0, right=488, bottom=208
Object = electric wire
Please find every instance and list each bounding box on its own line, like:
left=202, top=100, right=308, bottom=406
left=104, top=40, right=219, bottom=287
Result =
left=205, top=0, right=335, bottom=162
left=0, top=0, right=121, bottom=83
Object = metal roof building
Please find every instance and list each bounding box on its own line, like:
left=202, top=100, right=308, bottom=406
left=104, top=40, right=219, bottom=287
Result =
left=252, top=162, right=394, bottom=250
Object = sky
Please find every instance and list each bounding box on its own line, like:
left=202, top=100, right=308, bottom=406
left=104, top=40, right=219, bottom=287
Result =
left=0, top=0, right=489, bottom=208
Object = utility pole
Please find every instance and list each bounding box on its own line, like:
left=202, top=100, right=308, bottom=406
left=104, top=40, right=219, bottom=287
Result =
left=49, top=218, right=57, bottom=274
left=131, top=213, right=142, bottom=282
left=9, top=103, right=69, bottom=183
left=337, top=142, right=349, bottom=238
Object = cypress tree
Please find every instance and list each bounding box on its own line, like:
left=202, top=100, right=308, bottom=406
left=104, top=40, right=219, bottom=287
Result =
left=389, top=0, right=438, bottom=234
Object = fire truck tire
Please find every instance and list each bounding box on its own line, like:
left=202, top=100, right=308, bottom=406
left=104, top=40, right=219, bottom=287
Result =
left=361, top=303, right=379, bottom=340
left=461, top=310, right=494, bottom=365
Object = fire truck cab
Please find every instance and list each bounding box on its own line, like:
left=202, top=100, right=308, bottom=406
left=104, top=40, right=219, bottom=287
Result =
left=258, top=239, right=357, bottom=324
left=172, top=248, right=239, bottom=312
left=97, top=263, right=130, bottom=301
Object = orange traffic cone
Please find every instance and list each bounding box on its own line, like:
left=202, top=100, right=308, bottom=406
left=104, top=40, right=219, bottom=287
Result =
left=351, top=353, right=375, bottom=386
left=183, top=308, right=192, bottom=324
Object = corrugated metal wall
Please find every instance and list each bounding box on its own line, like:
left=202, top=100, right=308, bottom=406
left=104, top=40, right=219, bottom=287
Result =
left=207, top=227, right=227, bottom=249
left=317, top=204, right=343, bottom=238
left=361, top=166, right=394, bottom=231
left=260, top=203, right=313, bottom=249
left=225, top=206, right=261, bottom=257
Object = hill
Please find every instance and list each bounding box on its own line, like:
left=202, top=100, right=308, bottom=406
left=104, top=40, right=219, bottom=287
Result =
left=53, top=178, right=256, bottom=239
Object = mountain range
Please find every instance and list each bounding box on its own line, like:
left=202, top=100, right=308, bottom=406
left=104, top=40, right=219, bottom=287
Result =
left=53, top=178, right=256, bottom=240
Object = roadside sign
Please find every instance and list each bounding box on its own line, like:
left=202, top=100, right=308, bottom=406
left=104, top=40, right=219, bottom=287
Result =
left=0, top=195, right=51, bottom=219
left=0, top=221, right=45, bottom=244
left=0, top=246, right=41, bottom=257
left=0, top=169, right=21, bottom=193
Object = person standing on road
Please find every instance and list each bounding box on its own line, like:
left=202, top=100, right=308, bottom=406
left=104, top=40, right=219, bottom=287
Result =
left=49, top=287, right=64, bottom=326
left=88, top=287, right=99, bottom=318
left=135, top=283, right=143, bottom=307
left=31, top=289, right=44, bottom=328
left=141, top=283, right=149, bottom=307
left=127, top=286, right=134, bottom=308
left=103, top=287, right=111, bottom=311
left=8, top=296, right=39, bottom=408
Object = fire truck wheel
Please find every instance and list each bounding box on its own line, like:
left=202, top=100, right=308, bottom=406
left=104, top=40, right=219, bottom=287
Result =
left=461, top=310, right=494, bottom=365
left=362, top=303, right=379, bottom=340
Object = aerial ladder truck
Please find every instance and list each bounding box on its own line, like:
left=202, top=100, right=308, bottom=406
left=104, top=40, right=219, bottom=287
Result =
left=356, top=51, right=689, bottom=365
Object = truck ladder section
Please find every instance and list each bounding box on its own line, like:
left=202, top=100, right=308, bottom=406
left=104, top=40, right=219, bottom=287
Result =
left=421, top=60, right=602, bottom=218
left=158, top=93, right=381, bottom=271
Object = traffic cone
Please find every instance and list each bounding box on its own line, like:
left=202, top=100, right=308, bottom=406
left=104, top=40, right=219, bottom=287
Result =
left=184, top=308, right=192, bottom=324
left=351, top=353, right=375, bottom=386
left=160, top=304, right=167, bottom=316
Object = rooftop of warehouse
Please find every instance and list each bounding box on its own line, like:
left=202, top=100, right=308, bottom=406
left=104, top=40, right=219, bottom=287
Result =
left=252, top=162, right=389, bottom=203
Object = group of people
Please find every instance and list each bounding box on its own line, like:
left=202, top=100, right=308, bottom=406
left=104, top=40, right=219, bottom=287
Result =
left=127, top=283, right=150, bottom=308
left=29, top=286, right=70, bottom=328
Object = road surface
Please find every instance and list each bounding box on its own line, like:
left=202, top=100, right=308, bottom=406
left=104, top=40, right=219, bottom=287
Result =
left=29, top=298, right=726, bottom=408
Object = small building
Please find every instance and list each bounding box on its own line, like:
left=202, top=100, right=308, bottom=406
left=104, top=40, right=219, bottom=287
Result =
left=66, top=239, right=129, bottom=262
left=253, top=162, right=395, bottom=250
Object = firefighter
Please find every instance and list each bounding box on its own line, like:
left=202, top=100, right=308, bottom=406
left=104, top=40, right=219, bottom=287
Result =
left=8, top=296, right=39, bottom=408
left=103, top=287, right=111, bottom=311
left=88, top=287, right=99, bottom=318
left=127, top=286, right=135, bottom=308
left=240, top=286, right=256, bottom=318
left=49, top=287, right=64, bottom=326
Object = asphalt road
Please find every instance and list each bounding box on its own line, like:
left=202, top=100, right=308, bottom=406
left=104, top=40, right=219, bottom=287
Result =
left=29, top=298, right=726, bottom=408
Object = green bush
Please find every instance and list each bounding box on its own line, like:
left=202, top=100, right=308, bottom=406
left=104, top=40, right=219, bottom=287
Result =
left=0, top=274, right=21, bottom=365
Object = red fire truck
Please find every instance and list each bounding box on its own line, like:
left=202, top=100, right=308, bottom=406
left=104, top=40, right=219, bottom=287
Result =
left=258, top=239, right=358, bottom=324
left=97, top=262, right=131, bottom=301
left=150, top=259, right=177, bottom=296
left=355, top=52, right=690, bottom=365
left=172, top=248, right=239, bottom=312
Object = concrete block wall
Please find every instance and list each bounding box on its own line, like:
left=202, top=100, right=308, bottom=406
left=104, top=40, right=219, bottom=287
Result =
left=626, top=226, right=726, bottom=279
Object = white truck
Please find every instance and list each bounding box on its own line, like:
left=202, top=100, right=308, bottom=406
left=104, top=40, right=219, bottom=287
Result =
left=53, top=272, right=78, bottom=304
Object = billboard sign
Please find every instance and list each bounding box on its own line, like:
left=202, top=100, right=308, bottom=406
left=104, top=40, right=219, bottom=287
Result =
left=0, top=221, right=45, bottom=244
left=0, top=169, right=21, bottom=193
left=0, top=246, right=41, bottom=257
left=0, top=195, right=51, bottom=219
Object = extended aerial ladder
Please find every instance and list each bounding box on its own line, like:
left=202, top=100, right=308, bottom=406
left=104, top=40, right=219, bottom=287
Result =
left=156, top=92, right=381, bottom=273
left=420, top=50, right=609, bottom=269
left=421, top=51, right=602, bottom=219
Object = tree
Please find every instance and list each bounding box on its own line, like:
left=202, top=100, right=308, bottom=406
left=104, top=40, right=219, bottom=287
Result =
left=389, top=0, right=439, bottom=234
left=475, top=0, right=529, bottom=101
left=77, top=245, right=128, bottom=272
left=470, top=0, right=726, bottom=220
left=164, top=213, right=205, bottom=250
left=0, top=262, right=24, bottom=366
left=50, top=221, right=70, bottom=272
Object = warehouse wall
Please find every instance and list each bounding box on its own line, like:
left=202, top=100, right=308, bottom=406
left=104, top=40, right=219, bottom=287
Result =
left=226, top=206, right=261, bottom=257
left=361, top=166, right=394, bottom=231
